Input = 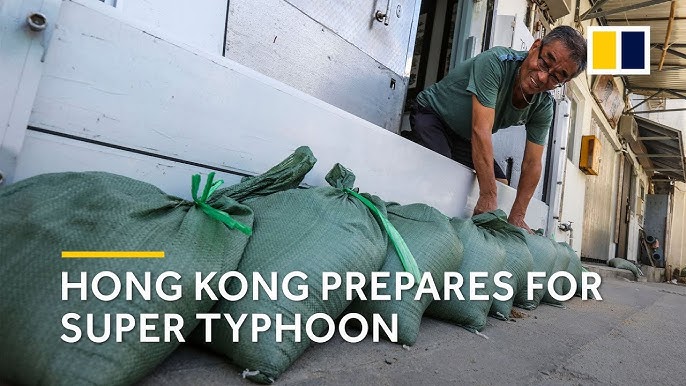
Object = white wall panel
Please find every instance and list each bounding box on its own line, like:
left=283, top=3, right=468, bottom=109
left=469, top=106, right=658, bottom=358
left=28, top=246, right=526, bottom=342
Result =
left=495, top=0, right=529, bottom=17
left=14, top=130, right=245, bottom=197
left=19, top=0, right=549, bottom=228
left=556, top=160, right=587, bottom=253
left=117, top=0, right=227, bottom=55
left=0, top=0, right=61, bottom=184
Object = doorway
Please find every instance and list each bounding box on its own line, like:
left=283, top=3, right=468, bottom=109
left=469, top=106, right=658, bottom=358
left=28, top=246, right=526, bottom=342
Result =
left=581, top=119, right=619, bottom=261
left=403, top=0, right=476, bottom=113
left=616, top=156, right=634, bottom=258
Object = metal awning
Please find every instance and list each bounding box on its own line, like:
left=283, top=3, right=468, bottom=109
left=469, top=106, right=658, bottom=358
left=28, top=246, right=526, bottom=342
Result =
left=575, top=1, right=686, bottom=182
left=577, top=0, right=686, bottom=102
left=633, top=115, right=686, bottom=181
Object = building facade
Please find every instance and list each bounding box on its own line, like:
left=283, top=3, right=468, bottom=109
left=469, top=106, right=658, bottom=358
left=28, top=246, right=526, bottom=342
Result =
left=1, top=0, right=684, bottom=273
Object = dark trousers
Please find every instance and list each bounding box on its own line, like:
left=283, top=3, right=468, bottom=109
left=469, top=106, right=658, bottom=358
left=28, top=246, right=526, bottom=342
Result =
left=402, top=101, right=506, bottom=179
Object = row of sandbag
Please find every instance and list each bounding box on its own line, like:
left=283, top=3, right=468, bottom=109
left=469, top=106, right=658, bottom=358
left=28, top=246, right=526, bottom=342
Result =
left=0, top=147, right=315, bottom=385
left=0, top=146, right=583, bottom=386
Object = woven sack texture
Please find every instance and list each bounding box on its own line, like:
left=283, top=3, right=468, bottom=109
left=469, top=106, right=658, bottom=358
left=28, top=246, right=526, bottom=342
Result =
left=200, top=164, right=390, bottom=383
left=0, top=146, right=315, bottom=385
left=608, top=257, right=641, bottom=278
left=560, top=242, right=584, bottom=295
left=346, top=202, right=464, bottom=346
left=542, top=241, right=572, bottom=306
left=513, top=231, right=558, bottom=310
left=426, top=210, right=508, bottom=332
left=488, top=219, right=533, bottom=321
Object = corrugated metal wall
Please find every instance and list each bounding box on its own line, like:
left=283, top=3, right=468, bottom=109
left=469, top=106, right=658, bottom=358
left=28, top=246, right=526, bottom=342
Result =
left=581, top=119, right=619, bottom=261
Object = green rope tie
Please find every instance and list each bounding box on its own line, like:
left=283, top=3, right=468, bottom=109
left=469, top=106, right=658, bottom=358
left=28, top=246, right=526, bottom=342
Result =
left=191, top=172, right=252, bottom=236
left=344, top=188, right=421, bottom=283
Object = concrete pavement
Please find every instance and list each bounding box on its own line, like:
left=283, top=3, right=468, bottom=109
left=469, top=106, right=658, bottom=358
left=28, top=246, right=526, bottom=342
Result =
left=141, top=278, right=686, bottom=385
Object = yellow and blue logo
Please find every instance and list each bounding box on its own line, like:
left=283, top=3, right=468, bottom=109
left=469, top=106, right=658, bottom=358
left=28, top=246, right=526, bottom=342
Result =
left=587, top=26, right=650, bottom=75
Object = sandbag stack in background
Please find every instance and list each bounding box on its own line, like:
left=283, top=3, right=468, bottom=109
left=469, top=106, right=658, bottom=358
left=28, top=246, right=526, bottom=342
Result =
left=513, top=231, right=559, bottom=310
left=425, top=211, right=508, bottom=332
left=0, top=139, right=597, bottom=385
left=541, top=242, right=572, bottom=307
left=608, top=257, right=642, bottom=279
left=0, top=146, right=315, bottom=386
left=199, top=163, right=405, bottom=384
left=560, top=242, right=585, bottom=296
left=346, top=202, right=464, bottom=346
left=487, top=212, right=534, bottom=321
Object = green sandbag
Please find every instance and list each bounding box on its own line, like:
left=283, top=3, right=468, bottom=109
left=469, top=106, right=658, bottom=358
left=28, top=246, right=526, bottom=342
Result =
left=488, top=217, right=533, bottom=321
left=608, top=257, right=641, bottom=278
left=560, top=242, right=584, bottom=296
left=0, top=147, right=315, bottom=386
left=199, top=164, right=396, bottom=384
left=542, top=241, right=572, bottom=306
left=346, top=202, right=464, bottom=346
left=426, top=210, right=508, bottom=332
left=514, top=231, right=558, bottom=310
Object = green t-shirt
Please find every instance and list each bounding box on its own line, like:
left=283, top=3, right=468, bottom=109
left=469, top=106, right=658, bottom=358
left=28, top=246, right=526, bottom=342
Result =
left=416, top=46, right=554, bottom=145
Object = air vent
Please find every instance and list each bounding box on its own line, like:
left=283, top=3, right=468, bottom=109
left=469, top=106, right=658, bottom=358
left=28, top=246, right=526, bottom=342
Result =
left=618, top=115, right=639, bottom=143
left=542, top=0, right=572, bottom=20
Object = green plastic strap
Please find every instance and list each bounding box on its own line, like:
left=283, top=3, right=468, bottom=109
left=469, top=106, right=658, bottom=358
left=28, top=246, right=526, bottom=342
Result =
left=344, top=188, right=421, bottom=282
left=191, top=172, right=252, bottom=236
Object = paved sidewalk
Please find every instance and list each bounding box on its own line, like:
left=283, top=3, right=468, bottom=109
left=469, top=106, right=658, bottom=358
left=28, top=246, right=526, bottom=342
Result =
left=141, top=278, right=686, bottom=385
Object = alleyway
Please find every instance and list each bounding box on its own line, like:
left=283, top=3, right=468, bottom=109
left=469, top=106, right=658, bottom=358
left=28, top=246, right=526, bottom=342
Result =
left=143, top=277, right=686, bottom=385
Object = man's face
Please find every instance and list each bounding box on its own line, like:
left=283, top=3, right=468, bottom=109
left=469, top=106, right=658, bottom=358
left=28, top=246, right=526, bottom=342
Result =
left=520, top=40, right=579, bottom=95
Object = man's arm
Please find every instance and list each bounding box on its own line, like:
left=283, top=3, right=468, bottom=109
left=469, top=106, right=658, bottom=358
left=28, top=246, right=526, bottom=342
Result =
left=508, top=140, right=545, bottom=232
left=471, top=95, right=498, bottom=215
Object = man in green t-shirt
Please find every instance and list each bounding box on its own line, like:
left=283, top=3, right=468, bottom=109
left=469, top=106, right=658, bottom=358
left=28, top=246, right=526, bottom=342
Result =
left=404, top=26, right=586, bottom=232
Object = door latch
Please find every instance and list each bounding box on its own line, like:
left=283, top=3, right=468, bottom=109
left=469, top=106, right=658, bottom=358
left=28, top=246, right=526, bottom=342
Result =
left=26, top=12, right=48, bottom=31
left=375, top=0, right=392, bottom=26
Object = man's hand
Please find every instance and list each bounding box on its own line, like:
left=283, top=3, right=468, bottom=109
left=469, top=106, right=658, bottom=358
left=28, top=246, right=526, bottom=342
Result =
left=474, top=192, right=497, bottom=215
left=509, top=140, right=544, bottom=234
left=471, top=95, right=498, bottom=217
left=508, top=212, right=533, bottom=234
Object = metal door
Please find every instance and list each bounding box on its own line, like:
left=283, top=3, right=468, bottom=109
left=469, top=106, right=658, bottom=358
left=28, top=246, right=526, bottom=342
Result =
left=581, top=120, right=620, bottom=261
left=223, top=0, right=422, bottom=131
left=616, top=156, right=633, bottom=258
left=283, top=0, right=417, bottom=76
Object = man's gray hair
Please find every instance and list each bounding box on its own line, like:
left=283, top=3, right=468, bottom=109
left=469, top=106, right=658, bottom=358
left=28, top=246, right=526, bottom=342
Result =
left=542, top=25, right=587, bottom=78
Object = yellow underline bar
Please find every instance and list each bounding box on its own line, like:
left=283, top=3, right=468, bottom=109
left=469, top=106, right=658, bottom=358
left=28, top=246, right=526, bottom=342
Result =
left=61, top=251, right=165, bottom=258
